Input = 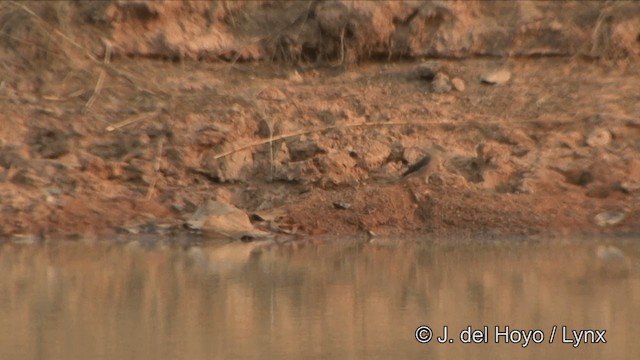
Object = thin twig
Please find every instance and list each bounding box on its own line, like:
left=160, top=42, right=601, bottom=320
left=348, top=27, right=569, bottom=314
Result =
left=83, top=39, right=111, bottom=112
left=268, top=118, right=275, bottom=181
left=105, top=111, right=157, bottom=132
left=339, top=26, right=346, bottom=66
left=210, top=117, right=584, bottom=161
left=252, top=98, right=276, bottom=180
left=212, top=120, right=421, bottom=160
left=0, top=30, right=67, bottom=58
left=146, top=138, right=164, bottom=200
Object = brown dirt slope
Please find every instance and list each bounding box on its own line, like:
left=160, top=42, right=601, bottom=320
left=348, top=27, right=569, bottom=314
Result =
left=0, top=1, right=639, bottom=239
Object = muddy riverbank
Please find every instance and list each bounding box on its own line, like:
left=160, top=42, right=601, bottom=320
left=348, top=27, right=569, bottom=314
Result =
left=1, top=1, right=639, bottom=239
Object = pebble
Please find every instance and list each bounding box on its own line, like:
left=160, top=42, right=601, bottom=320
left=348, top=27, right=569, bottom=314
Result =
left=451, top=77, right=465, bottom=92
left=594, top=211, right=626, bottom=227
left=287, top=139, right=326, bottom=162
left=620, top=181, right=640, bottom=193
left=186, top=200, right=273, bottom=240
left=481, top=69, right=511, bottom=85
left=511, top=146, right=529, bottom=157
left=585, top=128, right=612, bottom=147
left=332, top=202, right=351, bottom=210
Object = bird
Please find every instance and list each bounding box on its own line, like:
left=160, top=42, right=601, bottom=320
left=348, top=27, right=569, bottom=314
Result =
left=401, top=145, right=445, bottom=182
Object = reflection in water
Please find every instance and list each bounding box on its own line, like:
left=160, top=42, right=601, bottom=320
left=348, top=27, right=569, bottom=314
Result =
left=0, top=238, right=639, bottom=359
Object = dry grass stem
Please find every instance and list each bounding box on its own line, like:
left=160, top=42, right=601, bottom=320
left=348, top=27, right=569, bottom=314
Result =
left=146, top=138, right=165, bottom=200
left=213, top=120, right=423, bottom=161
left=10, top=1, right=161, bottom=96
left=83, top=39, right=111, bottom=112
left=105, top=111, right=158, bottom=132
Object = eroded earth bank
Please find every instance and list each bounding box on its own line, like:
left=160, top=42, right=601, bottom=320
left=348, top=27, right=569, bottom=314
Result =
left=0, top=1, right=639, bottom=240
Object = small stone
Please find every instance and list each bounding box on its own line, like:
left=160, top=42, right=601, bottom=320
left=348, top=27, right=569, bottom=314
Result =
left=564, top=169, right=593, bottom=187
left=287, top=139, right=325, bottom=162
left=620, top=181, right=640, bottom=193
left=186, top=200, right=273, bottom=240
left=332, top=202, right=351, bottom=209
left=357, top=139, right=391, bottom=168
left=451, top=77, right=465, bottom=92
left=594, top=211, right=626, bottom=227
left=481, top=69, right=511, bottom=85
left=36, top=106, right=64, bottom=117
left=432, top=73, right=452, bottom=93
left=511, top=147, right=529, bottom=157
left=586, top=128, right=612, bottom=147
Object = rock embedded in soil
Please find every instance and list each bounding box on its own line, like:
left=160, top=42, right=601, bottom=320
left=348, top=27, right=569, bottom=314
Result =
left=511, top=146, right=529, bottom=157
left=451, top=77, right=466, bottom=92
left=332, top=202, right=351, bottom=210
left=432, top=72, right=452, bottom=93
left=585, top=128, right=612, bottom=147
left=481, top=69, right=511, bottom=85
left=186, top=200, right=273, bottom=240
left=593, top=211, right=626, bottom=227
left=287, top=139, right=326, bottom=162
left=204, top=152, right=254, bottom=183
left=354, top=139, right=392, bottom=169
left=620, top=181, right=640, bottom=193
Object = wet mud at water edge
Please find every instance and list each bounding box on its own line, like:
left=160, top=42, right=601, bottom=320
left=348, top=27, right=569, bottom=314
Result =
left=0, top=237, right=639, bottom=360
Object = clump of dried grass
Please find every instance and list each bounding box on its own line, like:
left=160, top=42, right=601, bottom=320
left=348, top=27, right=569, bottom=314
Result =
left=0, top=1, right=157, bottom=111
left=0, top=2, right=98, bottom=96
left=591, top=3, right=640, bottom=59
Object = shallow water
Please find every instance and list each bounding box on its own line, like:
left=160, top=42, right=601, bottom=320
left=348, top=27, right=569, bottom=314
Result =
left=0, top=237, right=639, bottom=359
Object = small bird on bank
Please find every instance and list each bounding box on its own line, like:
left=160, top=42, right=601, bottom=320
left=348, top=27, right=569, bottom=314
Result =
left=402, top=145, right=445, bottom=181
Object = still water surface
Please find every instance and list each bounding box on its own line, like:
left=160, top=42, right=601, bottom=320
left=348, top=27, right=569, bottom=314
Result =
left=0, top=237, right=639, bottom=359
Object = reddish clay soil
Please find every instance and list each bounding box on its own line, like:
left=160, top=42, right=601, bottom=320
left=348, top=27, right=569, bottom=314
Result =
left=0, top=1, right=639, bottom=240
